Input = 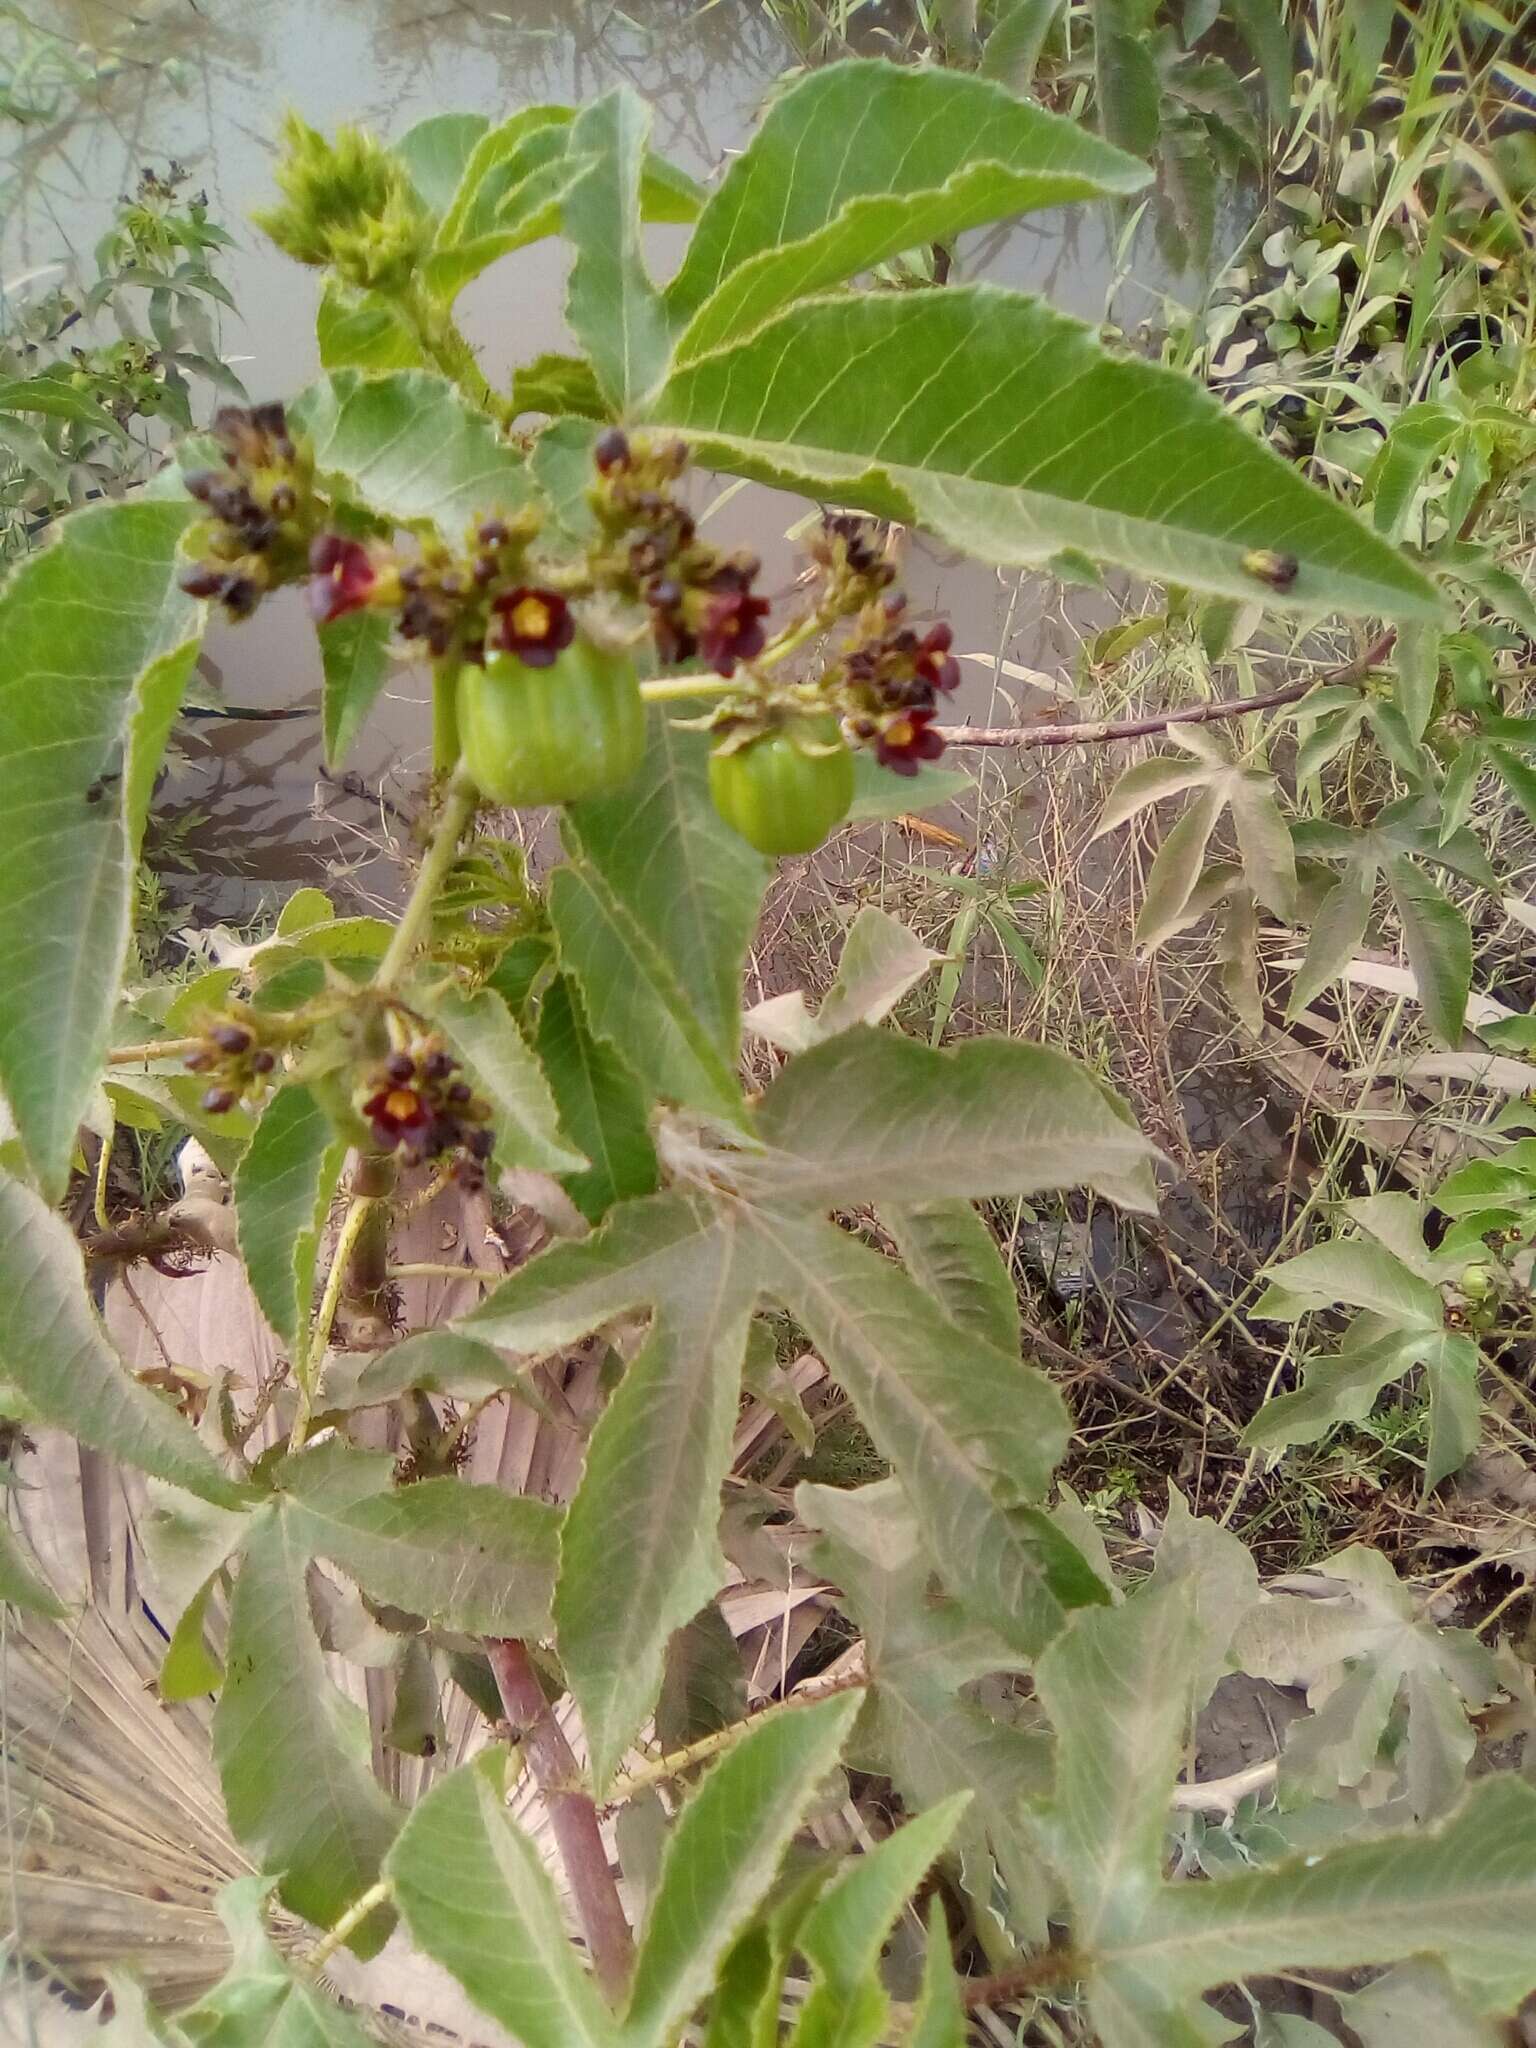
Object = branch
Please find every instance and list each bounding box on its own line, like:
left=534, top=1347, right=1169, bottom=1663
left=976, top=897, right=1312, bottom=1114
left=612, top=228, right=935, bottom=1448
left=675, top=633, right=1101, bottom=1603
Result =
left=485, top=1637, right=634, bottom=2001
left=935, top=630, right=1397, bottom=750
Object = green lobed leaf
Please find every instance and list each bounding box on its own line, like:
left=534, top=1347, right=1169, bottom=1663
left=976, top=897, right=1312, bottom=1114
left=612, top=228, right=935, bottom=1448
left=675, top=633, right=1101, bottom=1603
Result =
left=789, top=1796, right=971, bottom=2048
left=565, top=714, right=768, bottom=1071
left=556, top=1266, right=755, bottom=1787
left=1225, top=0, right=1293, bottom=119
left=234, top=1084, right=347, bottom=1349
left=1385, top=855, right=1472, bottom=1046
left=622, top=1692, right=864, bottom=2048
left=292, top=370, right=530, bottom=536
left=279, top=1440, right=559, bottom=1638
left=320, top=609, right=394, bottom=769
left=549, top=859, right=746, bottom=1124
left=416, top=980, right=585, bottom=1173
left=1136, top=786, right=1225, bottom=951
left=0, top=499, right=200, bottom=1191
left=345, top=1328, right=528, bottom=1406
left=882, top=1199, right=1021, bottom=1357
left=665, top=60, right=1147, bottom=364
left=535, top=972, right=659, bottom=1223
left=1368, top=403, right=1460, bottom=538
left=390, top=1754, right=612, bottom=2048
left=804, top=1479, right=1054, bottom=1940
left=213, top=1509, right=401, bottom=1949
left=564, top=89, right=673, bottom=411
left=1285, top=863, right=1375, bottom=1020
left=752, top=1210, right=1098, bottom=1653
left=645, top=287, right=1441, bottom=620
left=1093, top=0, right=1162, bottom=156
left=748, top=1025, right=1160, bottom=1213
left=511, top=351, right=607, bottom=422
left=0, top=1174, right=243, bottom=1505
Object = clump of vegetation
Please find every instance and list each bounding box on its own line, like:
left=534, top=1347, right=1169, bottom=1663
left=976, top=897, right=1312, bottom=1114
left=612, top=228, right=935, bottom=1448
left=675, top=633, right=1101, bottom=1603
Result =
left=2, top=8, right=1535, bottom=2046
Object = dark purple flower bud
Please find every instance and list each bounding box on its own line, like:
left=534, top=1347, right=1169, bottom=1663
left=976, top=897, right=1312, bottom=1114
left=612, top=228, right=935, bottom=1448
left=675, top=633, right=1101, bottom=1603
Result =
left=593, top=427, right=631, bottom=473
left=201, top=1086, right=237, bottom=1116
left=422, top=1048, right=455, bottom=1081
left=179, top=566, right=226, bottom=600
left=212, top=1023, right=252, bottom=1054
left=250, top=1048, right=276, bottom=1075
left=183, top=469, right=222, bottom=504
left=466, top=1126, right=494, bottom=1161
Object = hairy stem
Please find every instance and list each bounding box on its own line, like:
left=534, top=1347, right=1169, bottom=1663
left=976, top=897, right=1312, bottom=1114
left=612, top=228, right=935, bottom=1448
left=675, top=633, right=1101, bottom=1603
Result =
left=638, top=674, right=733, bottom=703
left=432, top=658, right=461, bottom=777
left=399, top=283, right=514, bottom=427
left=305, top=1879, right=393, bottom=1973
left=936, top=630, right=1397, bottom=750
left=605, top=1671, right=869, bottom=1803
left=485, top=1637, right=634, bottom=2000
left=376, top=766, right=478, bottom=988
left=960, top=1947, right=1084, bottom=2010
left=288, top=1175, right=386, bottom=1452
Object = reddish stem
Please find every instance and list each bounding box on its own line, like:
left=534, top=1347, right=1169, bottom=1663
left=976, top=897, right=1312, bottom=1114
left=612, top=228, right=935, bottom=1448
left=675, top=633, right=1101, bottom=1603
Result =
left=485, top=1637, right=634, bottom=2000
left=936, top=630, right=1397, bottom=750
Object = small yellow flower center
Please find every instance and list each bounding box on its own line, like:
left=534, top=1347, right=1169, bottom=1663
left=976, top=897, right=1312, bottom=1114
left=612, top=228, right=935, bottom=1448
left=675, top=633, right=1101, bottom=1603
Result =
left=885, top=718, right=914, bottom=747
left=384, top=1088, right=420, bottom=1120
left=511, top=596, right=552, bottom=640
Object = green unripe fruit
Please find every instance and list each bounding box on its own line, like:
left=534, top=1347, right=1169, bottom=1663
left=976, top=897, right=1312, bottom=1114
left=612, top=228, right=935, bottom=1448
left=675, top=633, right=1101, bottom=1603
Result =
left=708, top=716, right=854, bottom=856
left=458, top=642, right=645, bottom=808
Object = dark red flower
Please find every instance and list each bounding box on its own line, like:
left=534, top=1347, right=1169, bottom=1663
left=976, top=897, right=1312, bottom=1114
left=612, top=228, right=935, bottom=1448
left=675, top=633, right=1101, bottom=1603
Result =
left=914, top=622, right=960, bottom=695
left=308, top=534, right=377, bottom=624
left=362, top=1083, right=432, bottom=1150
left=490, top=586, right=575, bottom=668
left=699, top=586, right=771, bottom=676
left=874, top=706, right=946, bottom=776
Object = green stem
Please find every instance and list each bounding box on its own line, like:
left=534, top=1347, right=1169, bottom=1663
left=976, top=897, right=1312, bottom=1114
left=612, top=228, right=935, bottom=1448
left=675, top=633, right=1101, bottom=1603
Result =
left=289, top=1189, right=377, bottom=1451
left=638, top=675, right=732, bottom=703
left=399, top=283, right=515, bottom=427
left=605, top=1673, right=868, bottom=1802
left=432, top=658, right=461, bottom=777
left=376, top=765, right=477, bottom=989
left=305, top=1879, right=393, bottom=1973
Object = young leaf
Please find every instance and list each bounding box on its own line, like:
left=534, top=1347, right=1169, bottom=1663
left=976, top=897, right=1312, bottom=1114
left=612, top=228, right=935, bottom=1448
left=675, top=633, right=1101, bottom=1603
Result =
left=745, top=907, right=942, bottom=1055
left=1394, top=619, right=1441, bottom=741
left=564, top=89, right=673, bottom=411
left=316, top=281, right=425, bottom=372
left=1368, top=403, right=1460, bottom=538
left=910, top=1898, right=966, bottom=2048
left=622, top=1692, right=863, bottom=2048
left=664, top=60, right=1147, bottom=363
left=292, top=370, right=530, bottom=536
left=1234, top=1548, right=1499, bottom=1818
left=320, top=609, right=393, bottom=770
left=390, top=1754, right=613, bottom=2048
left=1385, top=855, right=1472, bottom=1046
left=0, top=499, right=200, bottom=1192
left=882, top=1199, right=1021, bottom=1357
left=279, top=1440, right=559, bottom=1637
left=213, top=1509, right=401, bottom=1949
left=565, top=715, right=768, bottom=1070
left=1254, top=1237, right=1443, bottom=1328
left=645, top=287, right=1441, bottom=619
left=536, top=971, right=659, bottom=1222
left=748, top=1025, right=1160, bottom=1213
left=417, top=980, right=585, bottom=1172
left=1137, top=785, right=1226, bottom=950
left=0, top=1175, right=243, bottom=1506
left=0, top=1516, right=68, bottom=1617
left=234, top=1084, right=347, bottom=1350
left=555, top=1252, right=756, bottom=1788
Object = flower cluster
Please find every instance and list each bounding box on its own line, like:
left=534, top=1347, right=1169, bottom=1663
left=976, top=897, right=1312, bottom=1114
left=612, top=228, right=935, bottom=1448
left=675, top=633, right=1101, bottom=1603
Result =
left=253, top=113, right=429, bottom=295
left=589, top=429, right=770, bottom=676
left=182, top=1010, right=280, bottom=1115
left=180, top=403, right=315, bottom=618
left=359, top=1039, right=494, bottom=1185
left=839, top=606, right=959, bottom=774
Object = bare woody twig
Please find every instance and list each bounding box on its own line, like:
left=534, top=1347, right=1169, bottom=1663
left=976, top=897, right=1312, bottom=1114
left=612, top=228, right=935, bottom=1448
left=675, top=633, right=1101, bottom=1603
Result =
left=485, top=1636, right=635, bottom=2001
left=935, top=629, right=1397, bottom=750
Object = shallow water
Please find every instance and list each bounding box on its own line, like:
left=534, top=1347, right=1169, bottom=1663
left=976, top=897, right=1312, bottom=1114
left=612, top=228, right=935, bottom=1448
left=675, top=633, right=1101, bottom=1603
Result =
left=4, top=0, right=1191, bottom=920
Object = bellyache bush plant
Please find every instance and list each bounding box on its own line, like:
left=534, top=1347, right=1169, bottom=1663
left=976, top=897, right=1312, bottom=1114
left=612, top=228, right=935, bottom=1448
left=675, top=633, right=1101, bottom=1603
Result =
left=3, top=54, right=1536, bottom=2048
